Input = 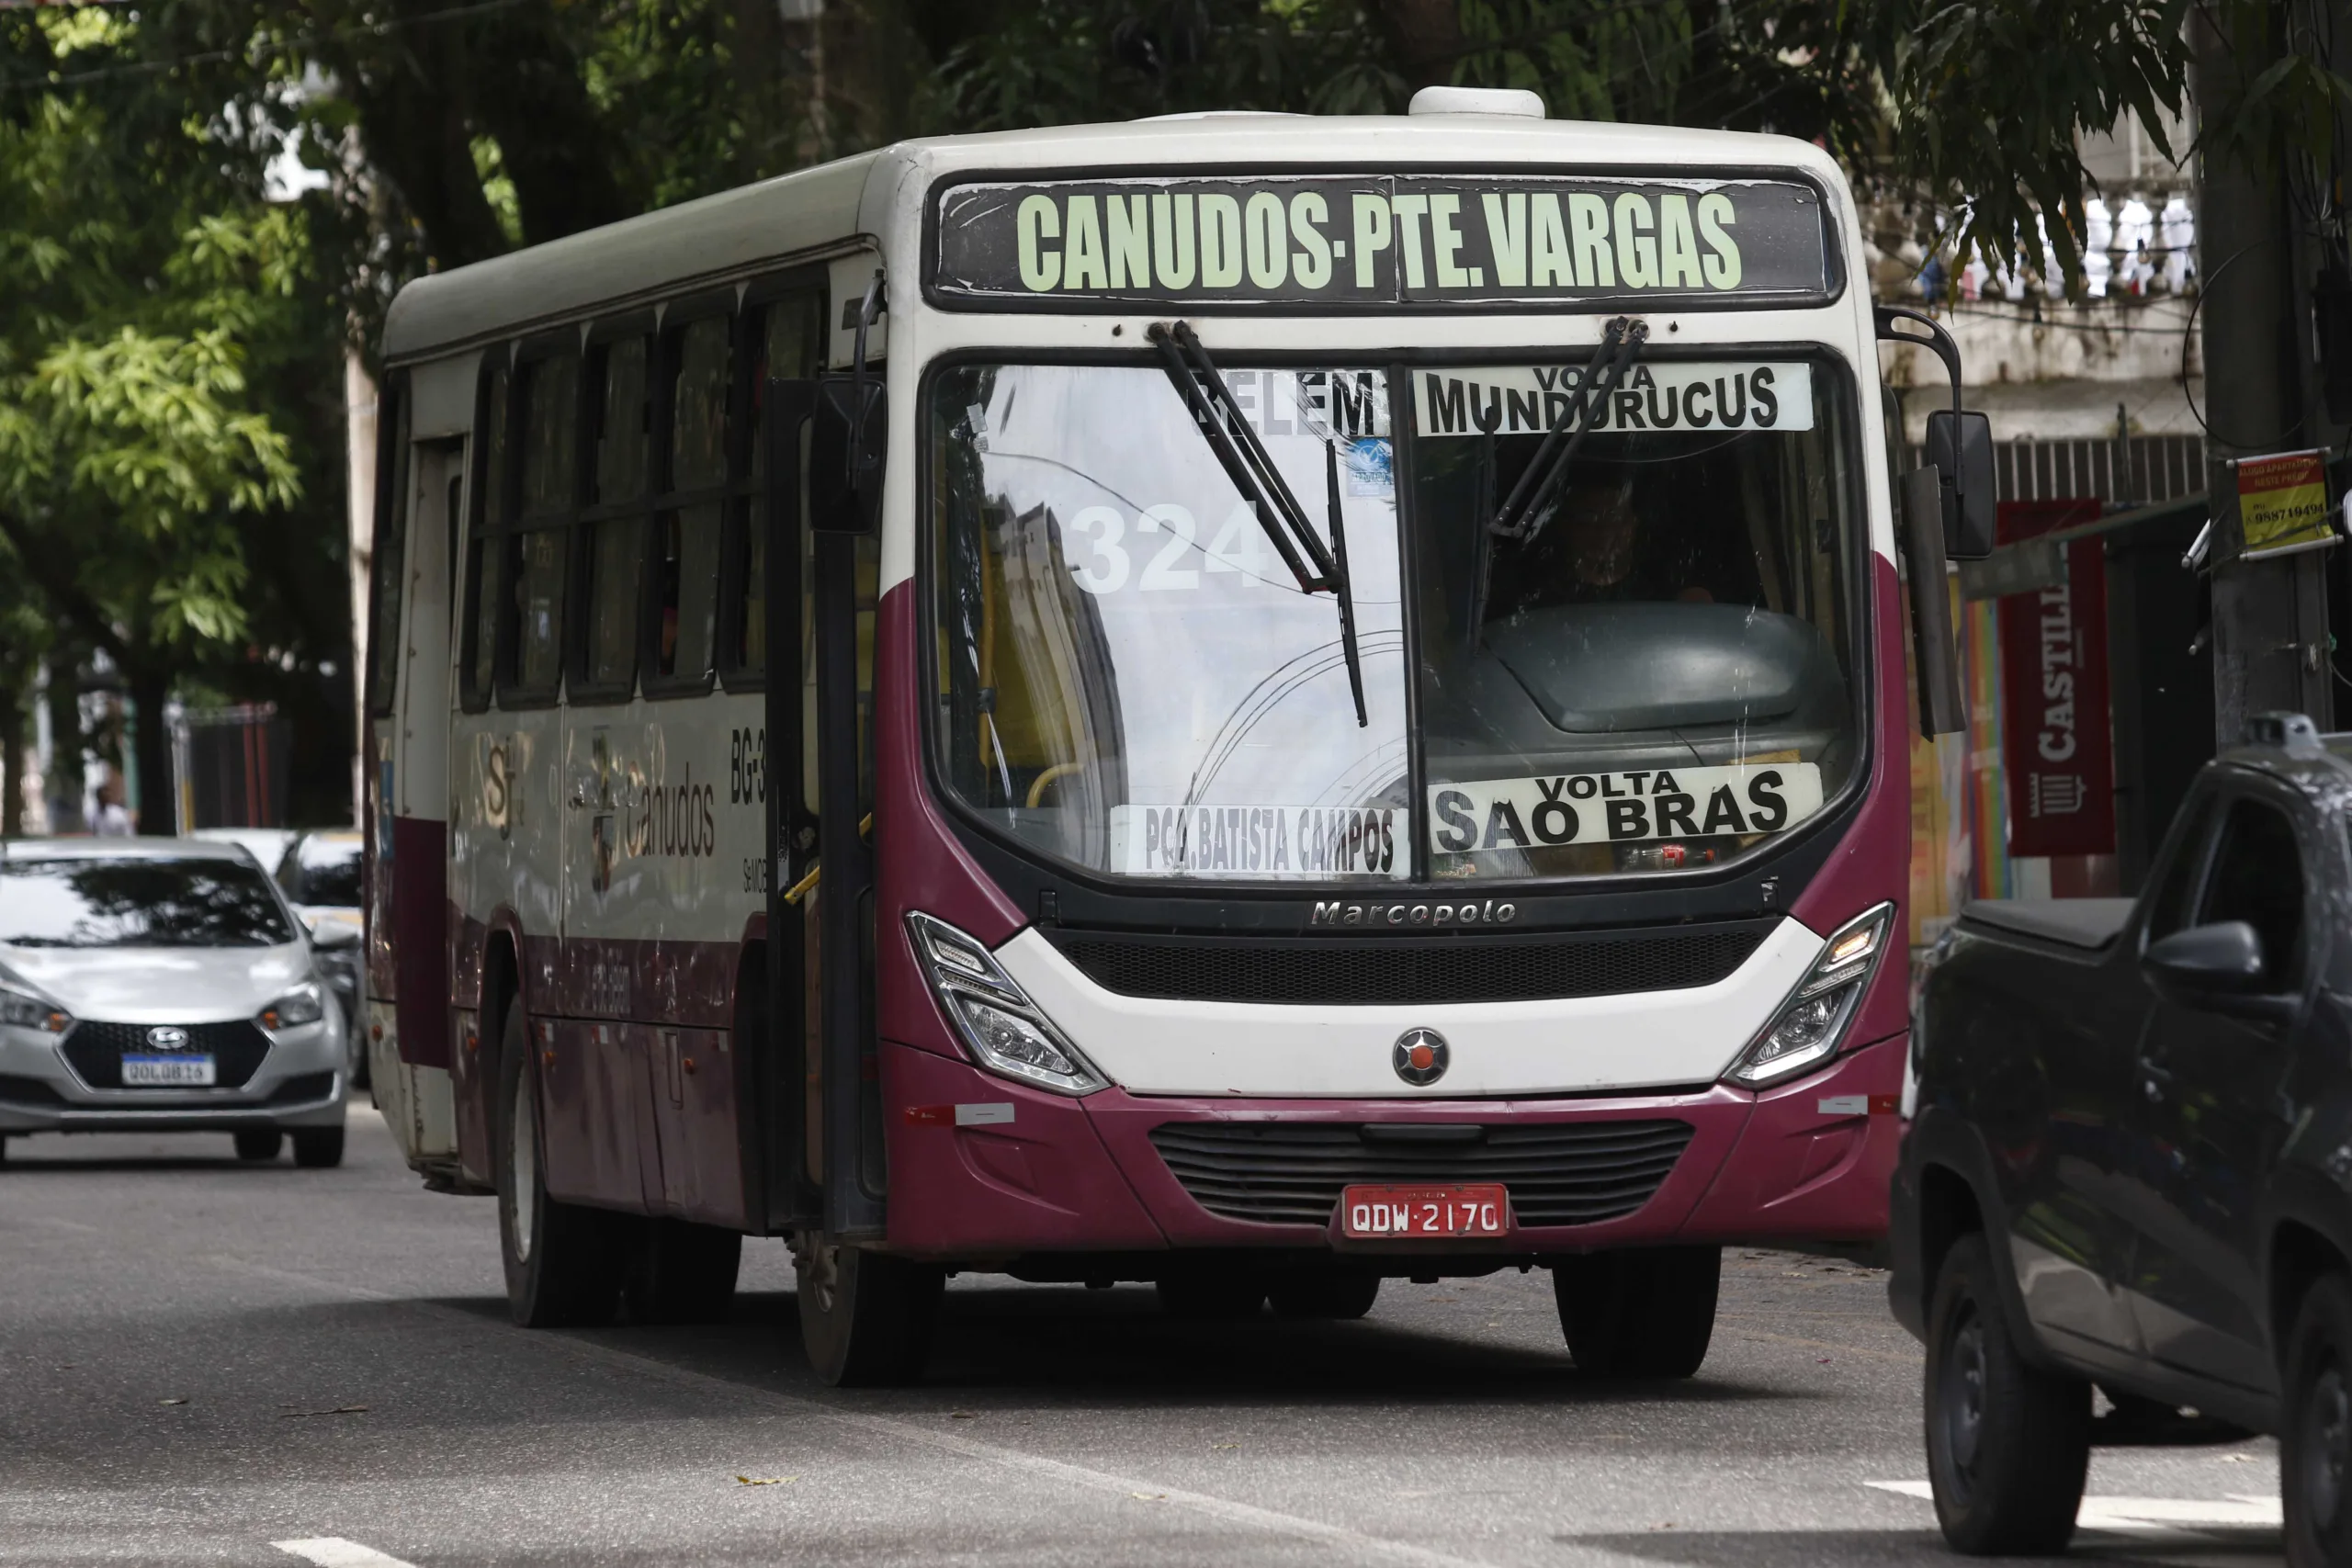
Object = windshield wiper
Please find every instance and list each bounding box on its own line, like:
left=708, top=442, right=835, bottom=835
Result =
left=1148, top=321, right=1368, bottom=728
left=1468, top=316, right=1648, bottom=642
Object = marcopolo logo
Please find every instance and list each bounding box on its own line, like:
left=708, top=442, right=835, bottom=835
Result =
left=1311, top=899, right=1517, bottom=929
left=1393, top=1027, right=1451, bottom=1088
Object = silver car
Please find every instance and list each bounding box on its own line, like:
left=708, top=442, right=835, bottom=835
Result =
left=0, top=840, right=351, bottom=1167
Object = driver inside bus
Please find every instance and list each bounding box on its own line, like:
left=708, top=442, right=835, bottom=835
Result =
left=1556, top=478, right=1713, bottom=604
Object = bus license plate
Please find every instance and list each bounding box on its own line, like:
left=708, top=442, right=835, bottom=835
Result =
left=1340, top=1184, right=1508, bottom=1238
left=121, top=1055, right=215, bottom=1087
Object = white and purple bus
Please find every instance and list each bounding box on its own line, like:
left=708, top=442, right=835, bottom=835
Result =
left=362, top=91, right=1979, bottom=1384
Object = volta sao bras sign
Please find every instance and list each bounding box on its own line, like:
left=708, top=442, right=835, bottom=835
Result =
left=928, top=173, right=1834, bottom=310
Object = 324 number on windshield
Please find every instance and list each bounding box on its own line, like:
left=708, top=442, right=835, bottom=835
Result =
left=1064, top=503, right=1280, bottom=593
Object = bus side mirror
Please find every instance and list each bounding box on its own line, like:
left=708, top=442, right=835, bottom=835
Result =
left=1925, top=409, right=1996, bottom=560
left=1902, top=465, right=1967, bottom=738
left=810, top=376, right=886, bottom=536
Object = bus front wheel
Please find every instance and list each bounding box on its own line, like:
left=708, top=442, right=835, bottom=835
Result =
left=1553, top=1246, right=1721, bottom=1378
left=795, top=1232, right=942, bottom=1386
left=495, top=1003, right=624, bottom=1327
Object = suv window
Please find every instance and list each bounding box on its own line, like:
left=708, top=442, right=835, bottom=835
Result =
left=2201, top=796, right=2304, bottom=990
left=2144, top=793, right=2217, bottom=943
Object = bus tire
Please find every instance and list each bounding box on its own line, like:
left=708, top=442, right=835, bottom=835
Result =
left=796, top=1232, right=942, bottom=1387
left=234, top=1130, right=283, bottom=1162
left=2283, top=1271, right=2352, bottom=1568
left=1157, top=1270, right=1268, bottom=1320
left=625, top=1218, right=743, bottom=1325
left=1553, top=1246, right=1720, bottom=1378
left=1924, top=1233, right=2088, bottom=1554
left=496, top=1004, right=623, bottom=1328
left=1268, top=1266, right=1380, bottom=1320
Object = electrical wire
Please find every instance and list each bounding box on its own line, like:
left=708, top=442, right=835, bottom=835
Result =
left=0, top=0, right=534, bottom=96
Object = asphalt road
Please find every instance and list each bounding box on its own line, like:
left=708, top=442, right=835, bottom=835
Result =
left=0, top=1105, right=2287, bottom=1567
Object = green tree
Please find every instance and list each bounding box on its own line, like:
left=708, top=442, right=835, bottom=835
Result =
left=0, top=9, right=331, bottom=827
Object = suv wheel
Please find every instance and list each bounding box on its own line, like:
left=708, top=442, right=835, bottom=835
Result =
left=1554, top=1247, right=1719, bottom=1378
left=495, top=1003, right=621, bottom=1326
left=1925, top=1233, right=2089, bottom=1553
left=2285, top=1273, right=2352, bottom=1568
left=795, top=1232, right=943, bottom=1386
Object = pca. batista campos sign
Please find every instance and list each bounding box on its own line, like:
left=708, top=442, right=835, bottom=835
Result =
left=930, top=173, right=1831, bottom=310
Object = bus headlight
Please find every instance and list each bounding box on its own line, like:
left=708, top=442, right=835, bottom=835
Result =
left=905, top=911, right=1107, bottom=1097
left=1725, top=903, right=1894, bottom=1088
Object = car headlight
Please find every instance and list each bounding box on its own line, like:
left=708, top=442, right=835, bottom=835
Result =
left=259, top=981, right=326, bottom=1032
left=0, top=983, right=71, bottom=1033
left=905, top=911, right=1106, bottom=1096
left=1725, top=902, right=1894, bottom=1088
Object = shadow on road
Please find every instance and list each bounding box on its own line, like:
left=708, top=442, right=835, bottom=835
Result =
left=1568, top=1529, right=2278, bottom=1566
left=424, top=1281, right=1819, bottom=1415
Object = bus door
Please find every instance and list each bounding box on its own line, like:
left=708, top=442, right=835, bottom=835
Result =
left=762, top=267, right=886, bottom=1241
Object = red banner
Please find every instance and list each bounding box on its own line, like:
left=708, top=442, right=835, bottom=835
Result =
left=1997, top=499, right=2116, bottom=857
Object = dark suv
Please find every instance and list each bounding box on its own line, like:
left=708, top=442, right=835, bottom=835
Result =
left=1892, top=714, right=2352, bottom=1564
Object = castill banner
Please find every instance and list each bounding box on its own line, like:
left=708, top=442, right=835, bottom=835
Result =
left=1996, top=499, right=2116, bottom=858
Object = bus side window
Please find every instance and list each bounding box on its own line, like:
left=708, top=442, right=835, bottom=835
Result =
left=652, top=312, right=730, bottom=688
left=504, top=349, right=580, bottom=702
left=727, top=286, right=827, bottom=685
left=364, top=371, right=411, bottom=719
left=578, top=331, right=650, bottom=696
left=460, top=362, right=511, bottom=711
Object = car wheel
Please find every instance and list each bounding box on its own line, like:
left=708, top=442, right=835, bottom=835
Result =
left=1924, top=1233, right=2089, bottom=1554
left=1554, top=1246, right=1720, bottom=1378
left=1268, top=1266, right=1381, bottom=1320
left=234, top=1130, right=284, bottom=1163
left=624, top=1218, right=743, bottom=1325
left=795, top=1232, right=943, bottom=1386
left=495, top=1002, right=622, bottom=1327
left=291, top=1127, right=345, bottom=1168
left=2285, top=1272, right=2352, bottom=1568
left=1157, top=1270, right=1269, bottom=1321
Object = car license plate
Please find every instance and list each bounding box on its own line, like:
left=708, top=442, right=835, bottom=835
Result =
left=121, top=1055, right=215, bottom=1087
left=1340, top=1183, right=1509, bottom=1238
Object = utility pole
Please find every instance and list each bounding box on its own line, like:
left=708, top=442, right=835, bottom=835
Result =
left=2193, top=2, right=2340, bottom=738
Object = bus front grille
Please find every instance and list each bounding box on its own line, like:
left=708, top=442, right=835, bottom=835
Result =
left=1051, top=923, right=1770, bottom=1006
left=1149, top=1120, right=1696, bottom=1228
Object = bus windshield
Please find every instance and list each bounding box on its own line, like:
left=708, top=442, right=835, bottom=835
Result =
left=929, top=352, right=1861, bottom=886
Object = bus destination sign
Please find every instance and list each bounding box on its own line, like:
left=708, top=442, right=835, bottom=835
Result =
left=930, top=173, right=1831, bottom=310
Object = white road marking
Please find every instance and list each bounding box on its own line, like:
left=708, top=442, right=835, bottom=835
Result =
left=1870, top=1480, right=2282, bottom=1532
left=213, top=1256, right=1498, bottom=1568
left=272, top=1540, right=419, bottom=1568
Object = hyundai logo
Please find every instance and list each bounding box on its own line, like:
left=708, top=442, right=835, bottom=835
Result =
left=144, top=1026, right=191, bottom=1051
left=1393, top=1027, right=1450, bottom=1087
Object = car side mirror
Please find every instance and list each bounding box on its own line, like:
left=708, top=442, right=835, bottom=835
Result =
left=311, top=920, right=361, bottom=951
left=2143, top=920, right=2266, bottom=996
left=1925, top=409, right=1996, bottom=561
left=809, top=376, right=885, bottom=536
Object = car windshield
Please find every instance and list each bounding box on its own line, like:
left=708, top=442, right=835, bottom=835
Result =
left=280, top=838, right=362, bottom=908
left=929, top=353, right=1861, bottom=886
left=0, top=858, right=297, bottom=948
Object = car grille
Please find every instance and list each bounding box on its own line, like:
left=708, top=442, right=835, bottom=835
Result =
left=61, top=1020, right=275, bottom=1089
left=0, top=1074, right=69, bottom=1108
left=1052, top=922, right=1771, bottom=1006
left=267, top=1072, right=338, bottom=1104
left=1149, top=1119, right=1697, bottom=1228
